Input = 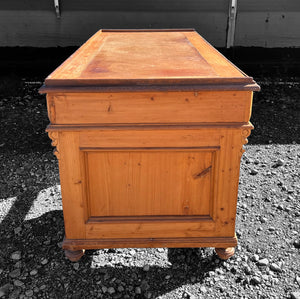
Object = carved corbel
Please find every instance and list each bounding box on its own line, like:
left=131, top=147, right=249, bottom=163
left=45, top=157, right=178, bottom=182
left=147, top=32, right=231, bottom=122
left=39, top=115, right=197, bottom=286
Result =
left=48, top=131, right=60, bottom=160
left=240, top=127, right=252, bottom=158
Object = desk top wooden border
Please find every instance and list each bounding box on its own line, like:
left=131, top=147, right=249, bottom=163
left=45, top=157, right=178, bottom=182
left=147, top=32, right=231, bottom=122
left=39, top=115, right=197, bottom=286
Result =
left=40, top=29, right=260, bottom=93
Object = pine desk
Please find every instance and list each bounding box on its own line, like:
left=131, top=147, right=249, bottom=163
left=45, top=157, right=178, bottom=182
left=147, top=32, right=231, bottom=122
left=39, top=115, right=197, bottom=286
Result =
left=40, top=29, right=260, bottom=261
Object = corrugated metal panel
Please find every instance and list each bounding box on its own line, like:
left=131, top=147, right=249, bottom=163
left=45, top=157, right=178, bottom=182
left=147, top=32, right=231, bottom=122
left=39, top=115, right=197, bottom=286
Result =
left=237, top=1, right=300, bottom=12
left=235, top=0, right=300, bottom=47
left=0, top=0, right=228, bottom=47
left=1, top=0, right=228, bottom=12
left=0, top=0, right=299, bottom=47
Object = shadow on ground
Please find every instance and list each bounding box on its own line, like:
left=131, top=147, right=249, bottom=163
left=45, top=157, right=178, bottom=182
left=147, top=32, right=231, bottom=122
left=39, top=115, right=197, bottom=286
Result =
left=0, top=207, right=221, bottom=298
left=0, top=149, right=222, bottom=298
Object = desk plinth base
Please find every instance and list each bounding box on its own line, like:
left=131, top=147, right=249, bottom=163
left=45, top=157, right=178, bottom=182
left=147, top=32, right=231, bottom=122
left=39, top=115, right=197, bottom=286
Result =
left=62, top=236, right=238, bottom=261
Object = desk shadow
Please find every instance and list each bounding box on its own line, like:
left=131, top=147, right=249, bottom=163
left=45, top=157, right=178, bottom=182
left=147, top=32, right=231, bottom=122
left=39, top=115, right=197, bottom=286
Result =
left=1, top=209, right=224, bottom=298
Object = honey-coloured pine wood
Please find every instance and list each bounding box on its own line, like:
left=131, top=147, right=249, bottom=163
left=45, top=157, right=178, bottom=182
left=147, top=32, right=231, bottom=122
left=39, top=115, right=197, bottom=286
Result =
left=86, top=150, right=213, bottom=217
left=41, top=29, right=260, bottom=261
left=39, top=29, right=260, bottom=92
left=46, top=91, right=253, bottom=125
left=215, top=247, right=235, bottom=260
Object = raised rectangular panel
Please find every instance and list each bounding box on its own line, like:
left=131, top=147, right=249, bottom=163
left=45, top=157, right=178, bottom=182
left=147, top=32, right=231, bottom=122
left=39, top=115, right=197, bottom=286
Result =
left=84, top=149, right=216, bottom=218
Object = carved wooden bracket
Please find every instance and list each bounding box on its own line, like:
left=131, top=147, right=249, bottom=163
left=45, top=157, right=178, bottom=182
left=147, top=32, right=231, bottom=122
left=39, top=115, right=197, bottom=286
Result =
left=240, top=128, right=252, bottom=157
left=48, top=131, right=60, bottom=160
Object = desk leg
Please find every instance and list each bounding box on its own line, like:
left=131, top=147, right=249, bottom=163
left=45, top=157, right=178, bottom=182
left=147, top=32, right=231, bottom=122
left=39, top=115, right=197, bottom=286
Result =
left=65, top=249, right=85, bottom=262
left=215, top=247, right=235, bottom=260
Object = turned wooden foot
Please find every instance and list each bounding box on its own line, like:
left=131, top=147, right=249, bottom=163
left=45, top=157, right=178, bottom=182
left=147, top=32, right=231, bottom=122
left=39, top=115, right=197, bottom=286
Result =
left=65, top=249, right=85, bottom=262
left=215, top=247, right=235, bottom=260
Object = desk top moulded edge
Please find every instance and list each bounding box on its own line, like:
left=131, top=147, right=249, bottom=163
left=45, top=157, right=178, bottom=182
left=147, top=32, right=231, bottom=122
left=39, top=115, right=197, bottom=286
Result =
left=39, top=29, right=260, bottom=94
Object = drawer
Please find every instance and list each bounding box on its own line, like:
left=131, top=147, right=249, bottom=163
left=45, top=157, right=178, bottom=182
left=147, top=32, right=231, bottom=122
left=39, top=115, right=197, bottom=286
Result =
left=47, top=91, right=253, bottom=125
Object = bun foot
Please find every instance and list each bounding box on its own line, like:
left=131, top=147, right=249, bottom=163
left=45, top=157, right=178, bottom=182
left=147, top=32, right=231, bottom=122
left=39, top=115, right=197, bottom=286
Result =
left=215, top=247, right=235, bottom=260
left=65, top=249, right=85, bottom=262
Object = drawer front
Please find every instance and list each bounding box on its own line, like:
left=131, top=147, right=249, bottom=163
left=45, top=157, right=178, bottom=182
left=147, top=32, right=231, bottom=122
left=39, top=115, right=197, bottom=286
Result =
left=47, top=91, right=252, bottom=125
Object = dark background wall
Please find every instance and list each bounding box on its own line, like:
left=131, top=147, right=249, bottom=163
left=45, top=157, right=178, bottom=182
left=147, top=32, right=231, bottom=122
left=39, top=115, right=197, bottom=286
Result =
left=1, top=0, right=300, bottom=48
left=234, top=1, right=300, bottom=47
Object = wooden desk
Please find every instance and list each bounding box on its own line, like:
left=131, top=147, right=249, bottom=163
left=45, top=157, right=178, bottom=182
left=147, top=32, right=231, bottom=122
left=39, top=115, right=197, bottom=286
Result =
left=40, top=29, right=260, bottom=261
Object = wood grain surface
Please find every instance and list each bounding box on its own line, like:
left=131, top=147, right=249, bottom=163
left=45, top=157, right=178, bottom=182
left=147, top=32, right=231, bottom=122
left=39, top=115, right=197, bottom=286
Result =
left=46, top=91, right=253, bottom=125
left=82, top=32, right=216, bottom=79
left=86, top=150, right=213, bottom=217
left=42, top=29, right=259, bottom=91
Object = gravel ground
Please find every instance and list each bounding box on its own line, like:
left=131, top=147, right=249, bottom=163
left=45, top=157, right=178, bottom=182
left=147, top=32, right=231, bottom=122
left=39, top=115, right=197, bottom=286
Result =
left=0, top=76, right=299, bottom=299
